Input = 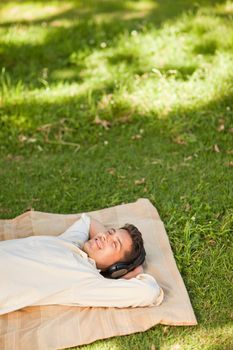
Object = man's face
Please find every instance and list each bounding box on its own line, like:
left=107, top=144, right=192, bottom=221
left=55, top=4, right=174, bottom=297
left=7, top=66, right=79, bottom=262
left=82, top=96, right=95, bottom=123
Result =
left=83, top=228, right=132, bottom=270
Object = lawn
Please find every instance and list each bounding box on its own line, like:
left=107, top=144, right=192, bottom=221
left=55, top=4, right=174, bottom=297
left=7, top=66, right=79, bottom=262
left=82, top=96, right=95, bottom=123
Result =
left=0, top=0, right=233, bottom=349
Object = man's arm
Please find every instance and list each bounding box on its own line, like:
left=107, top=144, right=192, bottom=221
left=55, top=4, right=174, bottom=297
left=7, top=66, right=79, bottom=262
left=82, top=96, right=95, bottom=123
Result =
left=89, top=218, right=107, bottom=239
left=59, top=214, right=107, bottom=244
left=59, top=214, right=90, bottom=243
left=70, top=272, right=163, bottom=308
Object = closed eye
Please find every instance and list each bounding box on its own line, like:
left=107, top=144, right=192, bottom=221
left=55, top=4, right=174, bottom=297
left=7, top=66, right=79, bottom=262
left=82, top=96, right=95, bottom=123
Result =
left=108, top=228, right=121, bottom=250
left=108, top=228, right=116, bottom=235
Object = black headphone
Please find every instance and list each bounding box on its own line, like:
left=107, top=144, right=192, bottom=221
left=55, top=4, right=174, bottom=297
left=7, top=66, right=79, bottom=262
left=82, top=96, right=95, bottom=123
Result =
left=100, top=247, right=146, bottom=279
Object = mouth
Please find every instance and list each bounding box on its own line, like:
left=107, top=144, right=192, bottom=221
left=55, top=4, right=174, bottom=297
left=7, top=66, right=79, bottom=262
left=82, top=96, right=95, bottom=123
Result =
left=95, top=237, right=103, bottom=249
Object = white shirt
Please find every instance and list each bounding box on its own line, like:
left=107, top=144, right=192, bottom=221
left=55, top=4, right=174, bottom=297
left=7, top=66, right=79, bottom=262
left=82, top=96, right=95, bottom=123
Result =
left=0, top=214, right=163, bottom=315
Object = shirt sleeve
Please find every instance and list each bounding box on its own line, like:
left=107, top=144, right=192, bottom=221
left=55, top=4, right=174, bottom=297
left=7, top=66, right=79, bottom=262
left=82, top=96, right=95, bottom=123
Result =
left=71, top=273, right=164, bottom=308
left=58, top=213, right=90, bottom=246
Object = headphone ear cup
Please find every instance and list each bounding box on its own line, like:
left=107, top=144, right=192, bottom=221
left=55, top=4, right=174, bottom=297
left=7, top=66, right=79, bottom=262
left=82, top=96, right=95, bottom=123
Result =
left=106, top=262, right=129, bottom=279
left=110, top=268, right=128, bottom=279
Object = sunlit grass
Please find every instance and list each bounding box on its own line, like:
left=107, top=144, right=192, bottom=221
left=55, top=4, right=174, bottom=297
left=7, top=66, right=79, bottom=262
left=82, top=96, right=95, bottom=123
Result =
left=0, top=25, right=49, bottom=45
left=0, top=2, right=73, bottom=23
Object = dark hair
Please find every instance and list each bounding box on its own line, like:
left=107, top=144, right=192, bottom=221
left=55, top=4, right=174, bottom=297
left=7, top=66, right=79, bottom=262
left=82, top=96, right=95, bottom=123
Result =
left=120, top=223, right=145, bottom=263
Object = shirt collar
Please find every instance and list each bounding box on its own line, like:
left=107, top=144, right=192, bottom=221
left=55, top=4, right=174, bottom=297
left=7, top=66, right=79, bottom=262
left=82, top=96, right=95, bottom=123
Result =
left=59, top=238, right=101, bottom=271
left=78, top=248, right=100, bottom=269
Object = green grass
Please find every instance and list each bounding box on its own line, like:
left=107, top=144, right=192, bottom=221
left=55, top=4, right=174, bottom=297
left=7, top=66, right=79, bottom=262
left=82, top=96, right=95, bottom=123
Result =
left=0, top=0, right=233, bottom=349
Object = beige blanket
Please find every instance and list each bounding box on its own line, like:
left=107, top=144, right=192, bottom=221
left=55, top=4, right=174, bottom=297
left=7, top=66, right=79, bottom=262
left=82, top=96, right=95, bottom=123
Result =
left=0, top=198, right=197, bottom=350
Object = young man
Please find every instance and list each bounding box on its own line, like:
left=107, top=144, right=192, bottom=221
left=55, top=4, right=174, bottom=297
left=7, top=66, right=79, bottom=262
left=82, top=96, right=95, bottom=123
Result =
left=0, top=214, right=164, bottom=315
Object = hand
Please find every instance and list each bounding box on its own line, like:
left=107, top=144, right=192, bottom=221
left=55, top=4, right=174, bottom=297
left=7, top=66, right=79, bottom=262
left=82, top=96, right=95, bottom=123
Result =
left=89, top=218, right=107, bottom=239
left=120, top=265, right=144, bottom=279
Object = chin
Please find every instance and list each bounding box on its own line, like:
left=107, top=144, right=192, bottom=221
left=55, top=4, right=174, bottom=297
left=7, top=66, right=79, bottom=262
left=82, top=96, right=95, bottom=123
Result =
left=83, top=241, right=90, bottom=255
